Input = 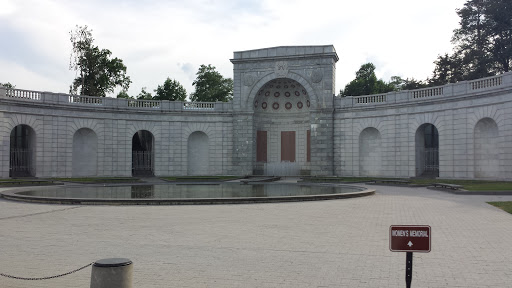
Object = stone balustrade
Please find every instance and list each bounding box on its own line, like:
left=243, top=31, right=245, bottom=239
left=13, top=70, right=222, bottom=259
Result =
left=183, top=102, right=215, bottom=110
left=2, top=71, right=511, bottom=112
left=127, top=99, right=161, bottom=109
left=0, top=86, right=231, bottom=112
left=5, top=88, right=41, bottom=100
left=411, top=87, right=444, bottom=99
left=69, top=95, right=104, bottom=105
left=339, top=71, right=512, bottom=108
left=354, top=94, right=387, bottom=104
left=470, top=75, right=502, bottom=90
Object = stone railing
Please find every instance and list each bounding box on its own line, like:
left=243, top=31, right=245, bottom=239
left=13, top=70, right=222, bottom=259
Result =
left=338, top=71, right=512, bottom=108
left=5, top=88, right=41, bottom=100
left=127, top=99, right=161, bottom=109
left=69, top=95, right=104, bottom=105
left=354, top=94, right=387, bottom=104
left=0, top=87, right=231, bottom=112
left=469, top=75, right=502, bottom=90
left=183, top=102, right=215, bottom=110
left=411, top=87, right=443, bottom=99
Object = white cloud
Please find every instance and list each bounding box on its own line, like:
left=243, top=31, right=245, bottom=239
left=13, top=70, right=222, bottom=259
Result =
left=0, top=0, right=468, bottom=96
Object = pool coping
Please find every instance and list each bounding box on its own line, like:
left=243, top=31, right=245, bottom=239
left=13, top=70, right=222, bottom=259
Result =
left=0, top=183, right=375, bottom=205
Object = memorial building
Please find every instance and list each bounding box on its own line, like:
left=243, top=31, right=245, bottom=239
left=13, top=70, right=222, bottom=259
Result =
left=1, top=45, right=511, bottom=179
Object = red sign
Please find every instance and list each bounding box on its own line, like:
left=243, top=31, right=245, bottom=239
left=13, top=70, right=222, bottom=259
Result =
left=390, top=225, right=431, bottom=252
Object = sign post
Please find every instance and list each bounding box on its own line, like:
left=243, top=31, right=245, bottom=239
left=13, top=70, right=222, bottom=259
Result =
left=390, top=225, right=431, bottom=288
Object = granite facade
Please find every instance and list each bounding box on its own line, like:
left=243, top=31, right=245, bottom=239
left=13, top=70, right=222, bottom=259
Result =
left=1, top=45, right=511, bottom=179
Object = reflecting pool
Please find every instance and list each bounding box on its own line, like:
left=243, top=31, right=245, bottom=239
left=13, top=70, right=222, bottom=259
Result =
left=19, top=183, right=367, bottom=198
left=5, top=183, right=374, bottom=204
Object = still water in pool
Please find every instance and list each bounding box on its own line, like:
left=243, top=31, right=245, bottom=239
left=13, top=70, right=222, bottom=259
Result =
left=19, top=183, right=364, bottom=199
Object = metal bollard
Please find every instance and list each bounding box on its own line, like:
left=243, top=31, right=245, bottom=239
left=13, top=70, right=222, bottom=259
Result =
left=90, top=258, right=133, bottom=288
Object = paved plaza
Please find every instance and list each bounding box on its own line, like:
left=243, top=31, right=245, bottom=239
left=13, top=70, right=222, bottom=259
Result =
left=0, top=182, right=511, bottom=287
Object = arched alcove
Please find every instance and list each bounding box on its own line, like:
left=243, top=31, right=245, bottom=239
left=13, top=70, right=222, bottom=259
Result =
left=359, top=127, right=382, bottom=176
left=253, top=78, right=311, bottom=175
left=72, top=128, right=98, bottom=177
left=415, top=123, right=439, bottom=177
left=9, top=124, right=36, bottom=177
left=474, top=118, right=499, bottom=178
left=132, top=130, right=154, bottom=176
left=187, top=131, right=209, bottom=175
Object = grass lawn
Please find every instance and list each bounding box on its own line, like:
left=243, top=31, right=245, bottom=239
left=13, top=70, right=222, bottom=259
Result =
left=302, top=177, right=380, bottom=183
left=162, top=176, right=242, bottom=181
left=409, top=179, right=512, bottom=191
left=50, top=177, right=141, bottom=183
left=303, top=177, right=512, bottom=191
left=0, top=178, right=56, bottom=186
left=488, top=202, right=512, bottom=214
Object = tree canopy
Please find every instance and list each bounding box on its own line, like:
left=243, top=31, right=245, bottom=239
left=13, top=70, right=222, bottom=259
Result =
left=69, top=25, right=131, bottom=97
left=430, top=0, right=512, bottom=84
left=154, top=78, right=187, bottom=101
left=116, top=90, right=132, bottom=99
left=0, top=82, right=15, bottom=89
left=190, top=64, right=233, bottom=102
left=136, top=87, right=153, bottom=100
left=340, top=63, right=394, bottom=96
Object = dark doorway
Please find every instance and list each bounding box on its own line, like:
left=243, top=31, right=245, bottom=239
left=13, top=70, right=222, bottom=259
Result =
left=132, top=130, right=154, bottom=176
left=415, top=124, right=439, bottom=177
left=10, top=125, right=35, bottom=177
left=281, top=131, right=296, bottom=162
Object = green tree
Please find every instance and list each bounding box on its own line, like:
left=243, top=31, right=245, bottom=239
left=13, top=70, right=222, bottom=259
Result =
left=0, top=82, right=15, bottom=89
left=136, top=87, right=153, bottom=100
left=429, top=53, right=466, bottom=86
left=340, top=63, right=394, bottom=96
left=116, top=90, right=132, bottom=99
left=431, top=0, right=512, bottom=84
left=452, top=0, right=493, bottom=79
left=154, top=78, right=187, bottom=101
left=389, top=76, right=428, bottom=91
left=69, top=25, right=131, bottom=97
left=190, top=64, right=233, bottom=102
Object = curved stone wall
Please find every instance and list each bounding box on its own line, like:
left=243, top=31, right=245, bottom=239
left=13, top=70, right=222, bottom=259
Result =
left=334, top=72, right=512, bottom=179
left=1, top=46, right=511, bottom=179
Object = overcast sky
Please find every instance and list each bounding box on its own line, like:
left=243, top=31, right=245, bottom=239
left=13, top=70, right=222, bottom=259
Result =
left=0, top=0, right=467, bottom=98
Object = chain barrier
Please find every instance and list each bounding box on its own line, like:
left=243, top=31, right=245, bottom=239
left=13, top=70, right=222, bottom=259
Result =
left=0, top=261, right=94, bottom=281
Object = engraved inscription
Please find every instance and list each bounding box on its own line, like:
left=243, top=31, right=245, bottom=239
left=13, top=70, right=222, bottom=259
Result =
left=275, top=61, right=288, bottom=77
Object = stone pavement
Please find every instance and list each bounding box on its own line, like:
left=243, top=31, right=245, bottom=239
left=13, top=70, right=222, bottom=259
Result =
left=0, top=183, right=511, bottom=288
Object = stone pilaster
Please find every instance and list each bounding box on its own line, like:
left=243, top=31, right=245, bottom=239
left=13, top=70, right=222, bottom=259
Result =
left=230, top=113, right=254, bottom=175
left=309, top=109, right=335, bottom=176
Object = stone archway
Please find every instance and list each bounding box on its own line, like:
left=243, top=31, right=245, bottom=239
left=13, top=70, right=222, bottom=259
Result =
left=415, top=123, right=439, bottom=177
left=359, top=127, right=382, bottom=176
left=253, top=78, right=311, bottom=176
left=72, top=128, right=98, bottom=177
left=132, top=130, right=154, bottom=176
left=474, top=118, right=499, bottom=178
left=9, top=124, right=36, bottom=177
left=187, top=131, right=209, bottom=175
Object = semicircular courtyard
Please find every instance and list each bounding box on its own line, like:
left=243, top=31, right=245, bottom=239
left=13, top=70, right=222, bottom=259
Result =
left=1, top=45, right=511, bottom=180
left=0, top=182, right=511, bottom=287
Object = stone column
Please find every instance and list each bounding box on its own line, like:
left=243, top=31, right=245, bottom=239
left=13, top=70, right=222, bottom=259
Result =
left=231, top=113, right=254, bottom=175
left=309, top=109, right=335, bottom=176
